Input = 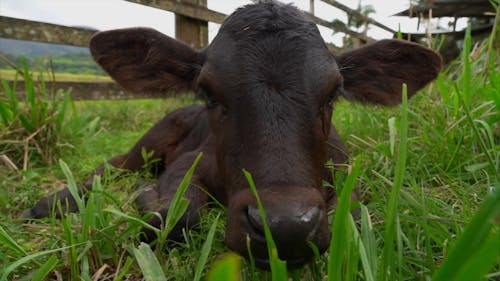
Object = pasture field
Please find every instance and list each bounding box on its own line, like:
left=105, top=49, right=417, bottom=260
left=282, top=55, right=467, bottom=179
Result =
left=0, top=68, right=112, bottom=83
left=0, top=29, right=499, bottom=280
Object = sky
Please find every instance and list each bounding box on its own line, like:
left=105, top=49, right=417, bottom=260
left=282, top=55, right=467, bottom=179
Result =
left=0, top=0, right=466, bottom=46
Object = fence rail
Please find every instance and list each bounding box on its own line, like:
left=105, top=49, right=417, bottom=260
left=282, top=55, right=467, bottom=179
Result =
left=13, top=81, right=180, bottom=100
left=1, top=0, right=394, bottom=100
left=127, top=0, right=226, bottom=24
left=0, top=16, right=96, bottom=47
left=321, top=0, right=395, bottom=33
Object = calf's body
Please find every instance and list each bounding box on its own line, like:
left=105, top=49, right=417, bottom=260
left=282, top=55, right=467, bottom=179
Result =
left=24, top=1, right=442, bottom=268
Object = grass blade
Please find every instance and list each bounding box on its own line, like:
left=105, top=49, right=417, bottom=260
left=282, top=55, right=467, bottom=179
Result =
left=388, top=117, right=396, bottom=156
left=4, top=75, right=19, bottom=117
left=0, top=244, right=79, bottom=281
left=206, top=253, right=242, bottom=281
left=0, top=225, right=27, bottom=257
left=132, top=243, right=167, bottom=281
left=359, top=205, right=377, bottom=281
left=161, top=152, right=203, bottom=242
left=327, top=157, right=362, bottom=281
left=433, top=187, right=500, bottom=281
left=59, top=159, right=85, bottom=214
left=105, top=208, right=160, bottom=232
left=455, top=84, right=498, bottom=182
left=460, top=25, right=472, bottom=107
left=22, top=64, right=37, bottom=129
left=0, top=79, right=14, bottom=125
left=243, top=170, right=288, bottom=281
left=455, top=231, right=500, bottom=281
left=193, top=213, right=220, bottom=281
left=31, top=255, right=59, bottom=281
left=113, top=256, right=134, bottom=281
left=378, top=85, right=409, bottom=281
left=60, top=208, right=79, bottom=278
left=55, top=90, right=71, bottom=132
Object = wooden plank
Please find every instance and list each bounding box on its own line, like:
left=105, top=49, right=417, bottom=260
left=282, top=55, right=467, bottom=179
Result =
left=130, top=0, right=373, bottom=42
left=395, top=0, right=495, bottom=18
left=307, top=13, right=374, bottom=42
left=399, top=24, right=493, bottom=39
left=10, top=80, right=188, bottom=100
left=175, top=0, right=208, bottom=48
left=125, top=0, right=226, bottom=23
left=320, top=0, right=396, bottom=33
left=326, top=43, right=342, bottom=53
left=0, top=16, right=96, bottom=47
left=1, top=1, right=373, bottom=48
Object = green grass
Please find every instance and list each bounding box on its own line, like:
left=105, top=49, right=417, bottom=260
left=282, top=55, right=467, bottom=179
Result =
left=1, top=26, right=499, bottom=280
left=244, top=170, right=287, bottom=280
left=0, top=68, right=112, bottom=82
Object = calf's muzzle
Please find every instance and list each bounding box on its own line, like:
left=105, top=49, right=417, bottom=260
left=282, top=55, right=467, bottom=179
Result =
left=225, top=186, right=330, bottom=268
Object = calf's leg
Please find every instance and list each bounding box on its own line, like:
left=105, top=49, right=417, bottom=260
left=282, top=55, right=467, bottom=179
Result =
left=21, top=107, right=201, bottom=219
left=20, top=154, right=131, bottom=219
left=136, top=150, right=210, bottom=243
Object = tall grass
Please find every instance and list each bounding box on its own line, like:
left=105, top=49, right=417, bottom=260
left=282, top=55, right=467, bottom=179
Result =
left=244, top=171, right=287, bottom=280
left=327, top=157, right=363, bottom=281
left=0, top=63, right=100, bottom=172
left=1, top=18, right=499, bottom=281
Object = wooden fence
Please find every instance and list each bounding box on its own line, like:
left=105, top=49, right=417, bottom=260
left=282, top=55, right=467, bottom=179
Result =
left=0, top=0, right=396, bottom=100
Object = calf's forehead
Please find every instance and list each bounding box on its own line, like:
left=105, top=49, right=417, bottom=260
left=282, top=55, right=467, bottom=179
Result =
left=202, top=38, right=339, bottom=101
left=200, top=5, right=339, bottom=94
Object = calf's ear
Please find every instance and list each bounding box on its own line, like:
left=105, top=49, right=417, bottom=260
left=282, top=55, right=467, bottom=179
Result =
left=336, top=39, right=442, bottom=105
left=89, top=28, right=203, bottom=93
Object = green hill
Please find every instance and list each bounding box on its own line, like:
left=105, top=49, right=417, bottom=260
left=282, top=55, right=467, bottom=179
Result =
left=0, top=38, right=105, bottom=75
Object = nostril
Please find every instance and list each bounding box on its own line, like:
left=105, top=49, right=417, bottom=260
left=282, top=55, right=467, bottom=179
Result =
left=247, top=206, right=264, bottom=234
left=242, top=204, right=327, bottom=262
left=246, top=205, right=322, bottom=238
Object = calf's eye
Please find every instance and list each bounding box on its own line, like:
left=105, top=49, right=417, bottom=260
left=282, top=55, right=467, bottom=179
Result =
left=198, top=87, right=219, bottom=109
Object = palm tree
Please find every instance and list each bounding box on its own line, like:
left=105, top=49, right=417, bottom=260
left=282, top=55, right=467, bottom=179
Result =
left=342, top=1, right=376, bottom=48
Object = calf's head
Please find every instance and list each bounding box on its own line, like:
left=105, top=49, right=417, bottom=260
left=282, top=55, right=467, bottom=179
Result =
left=89, top=2, right=441, bottom=268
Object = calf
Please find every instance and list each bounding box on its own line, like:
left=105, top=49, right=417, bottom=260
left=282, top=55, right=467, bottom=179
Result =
left=23, top=1, right=442, bottom=268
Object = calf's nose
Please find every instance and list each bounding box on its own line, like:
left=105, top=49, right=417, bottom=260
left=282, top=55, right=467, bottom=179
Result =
left=247, top=205, right=322, bottom=243
left=226, top=187, right=330, bottom=268
left=244, top=203, right=327, bottom=268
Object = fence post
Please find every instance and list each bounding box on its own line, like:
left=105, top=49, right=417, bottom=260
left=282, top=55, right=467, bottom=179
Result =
left=175, top=0, right=208, bottom=48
